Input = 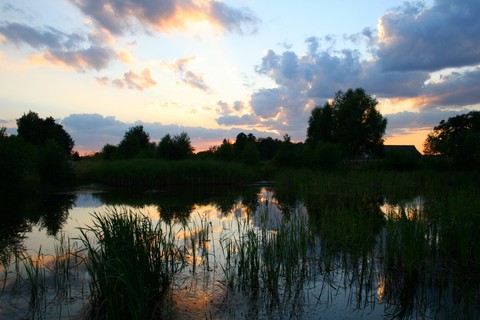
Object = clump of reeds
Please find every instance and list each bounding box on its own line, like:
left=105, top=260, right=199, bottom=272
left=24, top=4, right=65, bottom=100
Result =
left=6, top=236, right=85, bottom=320
left=78, top=207, right=186, bottom=319
left=219, top=206, right=314, bottom=306
left=20, top=248, right=47, bottom=318
left=86, top=159, right=256, bottom=187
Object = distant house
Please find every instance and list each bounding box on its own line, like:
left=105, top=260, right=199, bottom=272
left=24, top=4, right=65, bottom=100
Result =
left=383, top=145, right=422, bottom=158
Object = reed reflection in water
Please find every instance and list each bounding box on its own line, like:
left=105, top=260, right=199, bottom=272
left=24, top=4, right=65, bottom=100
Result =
left=0, top=186, right=478, bottom=319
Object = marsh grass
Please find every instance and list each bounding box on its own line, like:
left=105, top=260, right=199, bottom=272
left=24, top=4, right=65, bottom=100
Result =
left=78, top=207, right=187, bottom=319
left=20, top=248, right=47, bottom=318
left=85, top=159, right=257, bottom=187
left=219, top=205, right=315, bottom=310
left=4, top=236, right=86, bottom=320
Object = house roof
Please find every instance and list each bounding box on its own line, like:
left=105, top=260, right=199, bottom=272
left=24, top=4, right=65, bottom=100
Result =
left=384, top=145, right=422, bottom=157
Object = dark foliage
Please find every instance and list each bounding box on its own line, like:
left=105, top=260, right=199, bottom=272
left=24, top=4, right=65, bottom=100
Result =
left=424, top=111, right=480, bottom=169
left=306, top=88, right=387, bottom=159
left=16, top=111, right=74, bottom=156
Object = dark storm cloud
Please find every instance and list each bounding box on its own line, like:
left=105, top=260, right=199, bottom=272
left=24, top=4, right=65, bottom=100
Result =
left=69, top=0, right=259, bottom=35
left=0, top=22, right=116, bottom=71
left=376, top=0, right=480, bottom=71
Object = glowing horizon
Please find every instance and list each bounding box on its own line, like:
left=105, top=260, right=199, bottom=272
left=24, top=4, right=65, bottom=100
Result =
left=1, top=0, right=479, bottom=155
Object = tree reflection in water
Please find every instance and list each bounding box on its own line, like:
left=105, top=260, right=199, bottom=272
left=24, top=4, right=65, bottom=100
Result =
left=0, top=193, right=76, bottom=268
left=1, top=186, right=478, bottom=319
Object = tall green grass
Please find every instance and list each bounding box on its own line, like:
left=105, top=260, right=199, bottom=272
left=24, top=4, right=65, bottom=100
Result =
left=78, top=207, right=187, bottom=319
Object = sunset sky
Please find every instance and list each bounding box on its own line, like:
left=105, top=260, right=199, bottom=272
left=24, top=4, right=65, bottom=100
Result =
left=1, top=0, right=479, bottom=154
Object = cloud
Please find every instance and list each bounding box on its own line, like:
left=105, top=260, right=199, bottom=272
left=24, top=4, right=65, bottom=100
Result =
left=385, top=108, right=477, bottom=136
left=43, top=46, right=116, bottom=71
left=0, top=22, right=116, bottom=71
left=69, top=0, right=259, bottom=35
left=162, top=57, right=210, bottom=91
left=62, top=113, right=279, bottom=152
left=208, top=1, right=259, bottom=34
left=376, top=0, right=480, bottom=71
left=216, top=113, right=259, bottom=126
left=422, top=67, right=480, bottom=107
left=0, top=22, right=82, bottom=50
left=100, top=68, right=157, bottom=90
left=232, top=0, right=480, bottom=140
left=249, top=88, right=285, bottom=119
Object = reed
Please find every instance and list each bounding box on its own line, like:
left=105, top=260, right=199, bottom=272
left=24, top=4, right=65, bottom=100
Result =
left=218, top=206, right=315, bottom=304
left=20, top=248, right=47, bottom=318
left=84, top=159, right=257, bottom=187
left=78, top=207, right=187, bottom=319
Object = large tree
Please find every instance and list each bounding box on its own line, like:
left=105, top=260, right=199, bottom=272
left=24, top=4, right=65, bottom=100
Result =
left=157, top=132, right=194, bottom=160
left=424, top=111, right=480, bottom=168
left=118, top=125, right=153, bottom=158
left=306, top=102, right=335, bottom=146
left=16, top=111, right=74, bottom=156
left=306, top=88, right=387, bottom=159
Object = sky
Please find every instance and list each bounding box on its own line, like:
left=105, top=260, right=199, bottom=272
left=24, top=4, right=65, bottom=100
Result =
left=1, top=0, right=479, bottom=154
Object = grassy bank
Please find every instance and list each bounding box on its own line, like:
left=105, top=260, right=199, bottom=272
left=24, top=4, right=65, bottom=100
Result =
left=76, top=159, right=258, bottom=187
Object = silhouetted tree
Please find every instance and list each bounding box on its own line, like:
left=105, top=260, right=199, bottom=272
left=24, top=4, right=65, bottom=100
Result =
left=16, top=111, right=74, bottom=156
left=307, top=89, right=387, bottom=159
left=172, top=132, right=194, bottom=159
left=257, top=137, right=282, bottom=161
left=306, top=102, right=335, bottom=146
left=424, top=111, right=480, bottom=169
left=274, top=134, right=298, bottom=167
left=37, top=139, right=74, bottom=186
left=157, top=134, right=175, bottom=159
left=118, top=125, right=154, bottom=158
left=0, top=129, right=33, bottom=189
left=333, top=88, right=387, bottom=158
left=242, top=141, right=260, bottom=165
left=102, top=144, right=119, bottom=160
left=234, top=132, right=256, bottom=155
left=215, top=139, right=236, bottom=161
left=157, top=132, right=194, bottom=160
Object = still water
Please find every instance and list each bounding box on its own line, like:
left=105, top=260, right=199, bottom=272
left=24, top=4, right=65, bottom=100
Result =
left=0, top=185, right=478, bottom=319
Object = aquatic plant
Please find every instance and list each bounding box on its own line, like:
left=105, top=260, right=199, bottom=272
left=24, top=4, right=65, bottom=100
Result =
left=78, top=207, right=187, bottom=319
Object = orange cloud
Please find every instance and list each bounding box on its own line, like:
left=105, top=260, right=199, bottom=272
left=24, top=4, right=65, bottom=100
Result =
left=118, top=50, right=134, bottom=64
left=112, top=68, right=156, bottom=90
left=378, top=96, right=436, bottom=115
left=71, top=0, right=259, bottom=36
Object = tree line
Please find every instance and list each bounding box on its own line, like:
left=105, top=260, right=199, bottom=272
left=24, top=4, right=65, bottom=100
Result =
left=2, top=88, right=479, bottom=191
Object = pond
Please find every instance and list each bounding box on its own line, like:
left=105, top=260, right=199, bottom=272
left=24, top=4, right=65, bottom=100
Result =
left=1, top=184, right=479, bottom=319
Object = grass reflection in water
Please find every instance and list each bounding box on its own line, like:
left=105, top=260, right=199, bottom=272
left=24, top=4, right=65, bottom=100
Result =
left=1, top=180, right=479, bottom=319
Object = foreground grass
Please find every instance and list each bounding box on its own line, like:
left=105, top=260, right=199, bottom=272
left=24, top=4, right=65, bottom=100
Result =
left=78, top=208, right=186, bottom=319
